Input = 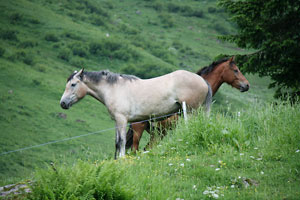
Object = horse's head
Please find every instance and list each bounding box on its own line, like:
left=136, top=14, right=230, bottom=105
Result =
left=222, top=56, right=250, bottom=92
left=60, top=69, right=87, bottom=109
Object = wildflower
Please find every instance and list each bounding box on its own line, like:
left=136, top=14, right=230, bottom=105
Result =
left=212, top=193, right=219, bottom=199
left=240, top=153, right=244, bottom=156
left=250, top=156, right=255, bottom=159
left=169, top=163, right=173, bottom=166
left=186, top=158, right=191, bottom=162
left=215, top=168, right=220, bottom=171
left=143, top=151, right=150, bottom=154
left=231, top=185, right=235, bottom=188
left=180, top=163, right=184, bottom=167
left=171, top=147, right=176, bottom=150
left=261, top=171, right=264, bottom=175
left=296, top=149, right=300, bottom=153
left=237, top=111, right=241, bottom=117
left=106, top=33, right=110, bottom=37
left=256, top=158, right=263, bottom=161
left=178, top=139, right=183, bottom=142
left=254, top=147, right=258, bottom=150
left=193, top=185, right=197, bottom=191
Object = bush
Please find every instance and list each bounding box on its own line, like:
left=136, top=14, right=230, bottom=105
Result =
left=70, top=57, right=86, bottom=67
left=159, top=13, right=175, bottom=28
left=208, top=7, right=217, bottom=13
left=28, top=161, right=133, bottom=200
left=58, top=48, right=71, bottom=61
left=19, top=41, right=37, bottom=48
left=0, top=30, right=18, bottom=41
left=9, top=13, right=23, bottom=24
left=0, top=47, right=5, bottom=57
left=89, top=40, right=139, bottom=61
left=44, top=33, right=59, bottom=42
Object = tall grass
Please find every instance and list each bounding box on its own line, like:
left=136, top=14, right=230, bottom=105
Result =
left=25, top=101, right=300, bottom=200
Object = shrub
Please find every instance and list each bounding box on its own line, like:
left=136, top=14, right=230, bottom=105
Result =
left=19, top=41, right=37, bottom=48
left=89, top=40, right=139, bottom=61
left=70, top=57, right=85, bottom=67
left=9, top=13, right=23, bottom=24
left=0, top=30, right=18, bottom=41
left=58, top=48, right=71, bottom=61
left=0, top=47, right=5, bottom=57
left=44, top=33, right=59, bottom=42
left=90, top=15, right=106, bottom=26
left=159, top=13, right=175, bottom=28
left=208, top=7, right=217, bottom=13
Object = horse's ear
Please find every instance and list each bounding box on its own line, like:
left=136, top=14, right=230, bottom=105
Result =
left=78, top=68, right=84, bottom=80
left=229, top=56, right=235, bottom=63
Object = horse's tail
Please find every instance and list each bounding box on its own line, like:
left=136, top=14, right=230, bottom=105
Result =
left=126, top=124, right=134, bottom=150
left=204, top=81, right=212, bottom=115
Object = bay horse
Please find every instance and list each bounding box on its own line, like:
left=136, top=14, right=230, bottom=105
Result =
left=60, top=69, right=212, bottom=159
left=126, top=56, right=250, bottom=152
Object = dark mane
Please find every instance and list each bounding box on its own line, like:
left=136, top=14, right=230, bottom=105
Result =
left=196, top=57, right=230, bottom=76
left=67, top=70, right=139, bottom=84
left=67, top=72, right=77, bottom=82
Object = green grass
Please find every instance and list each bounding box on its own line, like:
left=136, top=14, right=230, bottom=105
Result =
left=0, top=0, right=278, bottom=188
left=24, top=101, right=300, bottom=200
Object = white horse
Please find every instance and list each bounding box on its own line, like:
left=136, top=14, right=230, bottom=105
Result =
left=60, top=69, right=212, bottom=158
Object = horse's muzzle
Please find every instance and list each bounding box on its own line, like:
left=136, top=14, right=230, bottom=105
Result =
left=60, top=101, right=70, bottom=109
left=240, top=83, right=250, bottom=92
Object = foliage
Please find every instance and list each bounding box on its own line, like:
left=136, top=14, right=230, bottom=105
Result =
left=218, top=0, right=300, bottom=99
left=27, top=101, right=300, bottom=199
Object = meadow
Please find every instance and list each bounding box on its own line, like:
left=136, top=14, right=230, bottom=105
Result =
left=0, top=0, right=299, bottom=199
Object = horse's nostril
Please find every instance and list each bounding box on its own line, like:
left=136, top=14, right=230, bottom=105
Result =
left=61, top=101, right=67, bottom=109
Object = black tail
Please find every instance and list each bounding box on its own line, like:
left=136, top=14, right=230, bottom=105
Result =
left=126, top=124, right=134, bottom=150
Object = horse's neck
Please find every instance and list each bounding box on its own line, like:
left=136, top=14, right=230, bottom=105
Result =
left=201, top=66, right=225, bottom=96
left=83, top=79, right=108, bottom=104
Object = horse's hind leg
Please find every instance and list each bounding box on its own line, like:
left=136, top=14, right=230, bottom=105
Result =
left=132, top=122, right=147, bottom=152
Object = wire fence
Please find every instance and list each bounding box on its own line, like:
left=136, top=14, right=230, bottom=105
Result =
left=0, top=111, right=181, bottom=156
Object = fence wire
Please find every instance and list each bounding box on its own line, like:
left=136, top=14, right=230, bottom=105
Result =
left=0, top=111, right=181, bottom=156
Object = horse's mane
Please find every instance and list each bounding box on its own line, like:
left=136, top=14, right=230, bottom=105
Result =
left=196, top=57, right=230, bottom=76
left=67, top=70, right=138, bottom=84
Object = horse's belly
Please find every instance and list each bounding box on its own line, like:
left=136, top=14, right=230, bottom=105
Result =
left=128, top=101, right=180, bottom=122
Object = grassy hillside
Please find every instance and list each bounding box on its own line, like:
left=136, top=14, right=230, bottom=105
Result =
left=0, top=0, right=276, bottom=186
left=26, top=101, right=300, bottom=200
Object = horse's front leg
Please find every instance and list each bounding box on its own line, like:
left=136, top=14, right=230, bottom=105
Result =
left=115, top=115, right=128, bottom=159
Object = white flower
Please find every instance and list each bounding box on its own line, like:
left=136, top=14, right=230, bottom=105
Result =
left=250, top=156, right=255, bottom=159
left=212, top=193, right=219, bottom=198
left=180, top=163, right=184, bottom=167
left=237, top=111, right=241, bottom=117
left=256, top=158, right=263, bottom=161
left=143, top=151, right=150, bottom=154
left=296, top=149, right=300, bottom=153
left=169, top=163, right=173, bottom=166
left=106, top=33, right=110, bottom=37
left=186, top=158, right=191, bottom=162
left=231, top=185, right=235, bottom=188
left=171, top=147, right=176, bottom=150
left=254, top=147, right=258, bottom=150
left=240, top=153, right=244, bottom=156
left=261, top=171, right=264, bottom=175
left=203, top=190, right=209, bottom=195
left=215, top=168, right=220, bottom=171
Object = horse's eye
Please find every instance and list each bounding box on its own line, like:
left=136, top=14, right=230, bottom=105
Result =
left=234, top=69, right=238, bottom=73
left=71, top=83, right=76, bottom=87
